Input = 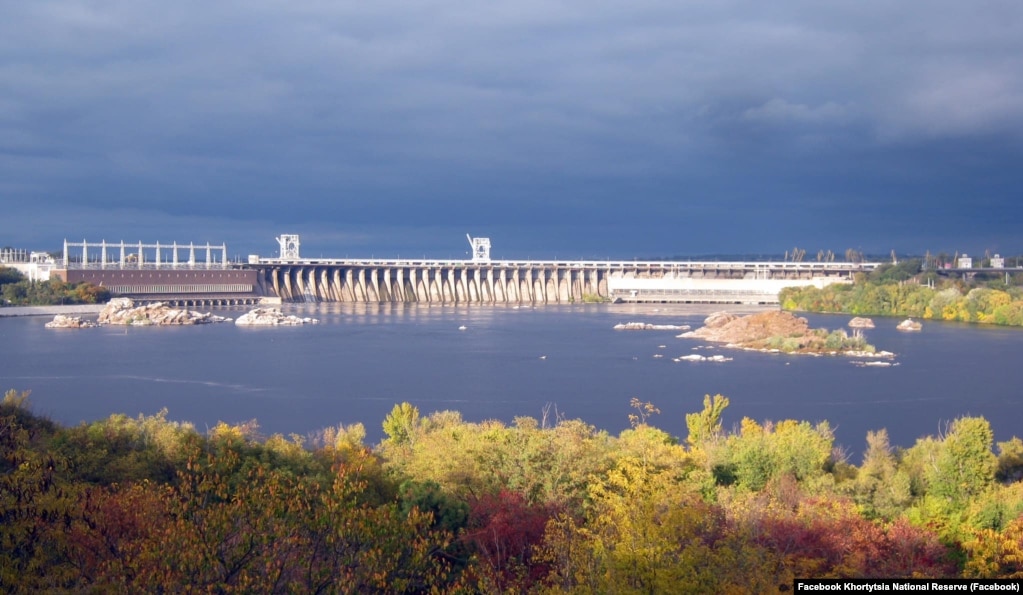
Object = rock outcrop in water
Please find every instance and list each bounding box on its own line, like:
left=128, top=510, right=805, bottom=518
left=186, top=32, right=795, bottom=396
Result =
left=675, top=353, right=733, bottom=363
left=701, top=311, right=740, bottom=329
left=98, top=298, right=231, bottom=326
left=235, top=308, right=319, bottom=326
left=45, top=314, right=97, bottom=329
left=848, top=317, right=875, bottom=329
left=680, top=310, right=811, bottom=345
left=897, top=318, right=922, bottom=332
left=680, top=310, right=892, bottom=358
left=613, top=322, right=690, bottom=331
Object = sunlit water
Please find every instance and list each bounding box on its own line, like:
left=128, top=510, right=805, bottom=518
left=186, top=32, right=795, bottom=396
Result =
left=2, top=303, right=1021, bottom=459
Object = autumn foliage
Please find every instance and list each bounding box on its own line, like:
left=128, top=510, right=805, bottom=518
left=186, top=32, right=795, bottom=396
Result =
left=2, top=390, right=1022, bottom=592
left=461, top=489, right=559, bottom=591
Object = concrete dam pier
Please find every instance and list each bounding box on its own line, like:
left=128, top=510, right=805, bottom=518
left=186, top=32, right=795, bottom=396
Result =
left=251, top=259, right=877, bottom=305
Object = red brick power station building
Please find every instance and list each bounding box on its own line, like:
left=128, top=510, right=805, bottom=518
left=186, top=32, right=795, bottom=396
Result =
left=56, top=240, right=262, bottom=306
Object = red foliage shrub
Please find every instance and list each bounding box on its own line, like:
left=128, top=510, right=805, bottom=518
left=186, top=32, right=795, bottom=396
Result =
left=461, top=489, right=560, bottom=591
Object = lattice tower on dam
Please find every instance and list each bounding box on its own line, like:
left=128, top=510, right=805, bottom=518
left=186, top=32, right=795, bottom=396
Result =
left=248, top=235, right=881, bottom=305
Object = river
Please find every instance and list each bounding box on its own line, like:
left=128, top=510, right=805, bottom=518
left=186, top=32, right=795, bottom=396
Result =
left=1, top=303, right=1020, bottom=458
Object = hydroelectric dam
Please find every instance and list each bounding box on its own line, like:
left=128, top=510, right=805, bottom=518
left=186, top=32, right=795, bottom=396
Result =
left=57, top=235, right=880, bottom=305
left=246, top=235, right=881, bottom=305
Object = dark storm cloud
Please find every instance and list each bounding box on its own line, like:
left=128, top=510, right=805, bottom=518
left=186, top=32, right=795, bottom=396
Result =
left=2, top=0, right=1021, bottom=257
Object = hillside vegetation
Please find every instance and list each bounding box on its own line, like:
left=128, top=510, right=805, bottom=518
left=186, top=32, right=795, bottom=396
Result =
left=0, top=267, right=111, bottom=306
left=3, top=389, right=1023, bottom=592
left=780, top=261, right=1023, bottom=326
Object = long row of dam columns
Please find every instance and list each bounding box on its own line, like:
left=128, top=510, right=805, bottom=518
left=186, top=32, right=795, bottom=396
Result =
left=261, top=264, right=610, bottom=304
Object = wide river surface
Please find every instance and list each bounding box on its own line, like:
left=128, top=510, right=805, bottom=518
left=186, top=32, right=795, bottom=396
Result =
left=1, top=303, right=1020, bottom=458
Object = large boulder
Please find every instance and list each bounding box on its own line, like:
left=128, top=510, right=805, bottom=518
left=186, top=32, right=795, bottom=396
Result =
left=703, top=311, right=740, bottom=328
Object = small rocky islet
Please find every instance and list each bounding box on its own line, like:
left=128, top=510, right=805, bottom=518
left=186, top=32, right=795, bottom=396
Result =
left=97, top=298, right=232, bottom=326
left=897, top=318, right=923, bottom=332
left=678, top=310, right=894, bottom=360
left=848, top=317, right=876, bottom=329
left=613, top=322, right=690, bottom=331
left=44, top=298, right=318, bottom=328
left=234, top=308, right=319, bottom=326
left=44, top=314, right=97, bottom=329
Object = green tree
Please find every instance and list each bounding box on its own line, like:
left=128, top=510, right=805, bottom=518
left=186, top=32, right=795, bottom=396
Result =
left=538, top=456, right=726, bottom=593
left=382, top=402, right=421, bottom=447
left=49, top=410, right=196, bottom=485
left=726, top=419, right=778, bottom=491
left=718, top=418, right=834, bottom=492
left=0, top=399, right=79, bottom=591
left=685, top=394, right=729, bottom=450
left=996, top=437, right=1023, bottom=483
left=0, top=266, right=25, bottom=287
left=929, top=417, right=997, bottom=507
left=848, top=429, right=912, bottom=519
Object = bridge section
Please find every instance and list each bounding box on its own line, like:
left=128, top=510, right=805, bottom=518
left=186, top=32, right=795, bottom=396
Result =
left=247, top=258, right=879, bottom=305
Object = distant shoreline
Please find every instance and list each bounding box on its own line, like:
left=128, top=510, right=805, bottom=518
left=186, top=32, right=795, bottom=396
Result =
left=0, top=305, right=105, bottom=318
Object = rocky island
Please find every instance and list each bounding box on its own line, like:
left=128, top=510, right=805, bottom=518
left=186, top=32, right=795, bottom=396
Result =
left=44, top=314, right=97, bottom=329
left=848, top=317, right=876, bottom=329
left=44, top=300, right=321, bottom=328
left=97, top=298, right=231, bottom=326
left=675, top=353, right=733, bottom=363
left=679, top=310, right=892, bottom=358
left=613, top=322, right=690, bottom=331
left=235, top=308, right=319, bottom=326
left=897, top=318, right=923, bottom=332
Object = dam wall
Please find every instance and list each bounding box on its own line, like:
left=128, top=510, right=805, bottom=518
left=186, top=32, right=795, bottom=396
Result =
left=251, top=260, right=875, bottom=305
left=256, top=263, right=610, bottom=304
left=56, top=238, right=878, bottom=305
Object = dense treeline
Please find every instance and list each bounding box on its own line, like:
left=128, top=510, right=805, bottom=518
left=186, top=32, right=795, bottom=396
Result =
left=780, top=262, right=1023, bottom=326
left=0, top=267, right=111, bottom=306
left=3, top=389, right=1023, bottom=592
